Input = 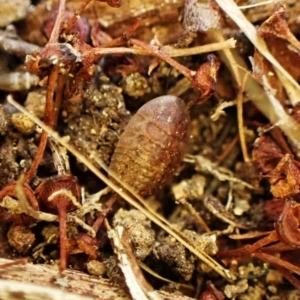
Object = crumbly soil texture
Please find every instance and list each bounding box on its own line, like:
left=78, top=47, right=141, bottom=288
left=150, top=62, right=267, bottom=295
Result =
left=0, top=1, right=300, bottom=299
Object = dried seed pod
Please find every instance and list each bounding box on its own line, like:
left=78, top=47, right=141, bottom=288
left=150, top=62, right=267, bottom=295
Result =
left=109, top=95, right=190, bottom=197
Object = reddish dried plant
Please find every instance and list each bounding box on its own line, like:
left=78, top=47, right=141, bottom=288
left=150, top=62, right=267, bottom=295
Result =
left=34, top=175, right=81, bottom=270
left=0, top=0, right=221, bottom=272
left=219, top=134, right=300, bottom=289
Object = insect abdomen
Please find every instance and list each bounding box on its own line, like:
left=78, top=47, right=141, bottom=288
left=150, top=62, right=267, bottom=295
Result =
left=109, top=95, right=190, bottom=197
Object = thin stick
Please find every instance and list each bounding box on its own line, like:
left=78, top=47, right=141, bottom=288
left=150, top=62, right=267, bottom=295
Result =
left=244, top=231, right=278, bottom=253
left=178, top=199, right=211, bottom=233
left=48, top=0, right=66, bottom=44
left=253, top=251, right=300, bottom=276
left=218, top=231, right=278, bottom=258
left=24, top=66, right=59, bottom=183
left=91, top=42, right=235, bottom=58
left=52, top=75, right=65, bottom=128
left=162, top=38, right=236, bottom=57
left=58, top=202, right=67, bottom=271
left=238, top=0, right=274, bottom=9
left=64, top=0, right=93, bottom=34
left=217, top=134, right=239, bottom=164
left=92, top=194, right=118, bottom=233
left=275, top=265, right=300, bottom=290
left=237, top=76, right=250, bottom=162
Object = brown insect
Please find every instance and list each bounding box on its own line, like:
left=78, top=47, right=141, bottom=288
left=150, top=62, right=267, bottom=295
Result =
left=109, top=95, right=190, bottom=197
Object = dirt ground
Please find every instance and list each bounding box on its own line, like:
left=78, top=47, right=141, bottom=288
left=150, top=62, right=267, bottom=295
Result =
left=0, top=0, right=300, bottom=299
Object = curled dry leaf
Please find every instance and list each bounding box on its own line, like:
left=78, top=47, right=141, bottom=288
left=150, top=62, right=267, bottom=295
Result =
left=268, top=154, right=300, bottom=199
left=276, top=199, right=300, bottom=248
left=252, top=134, right=285, bottom=174
left=189, top=55, right=221, bottom=106
left=254, top=134, right=300, bottom=199
left=257, top=4, right=300, bottom=82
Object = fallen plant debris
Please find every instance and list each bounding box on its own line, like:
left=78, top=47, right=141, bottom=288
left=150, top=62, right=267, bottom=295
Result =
left=1, top=0, right=300, bottom=299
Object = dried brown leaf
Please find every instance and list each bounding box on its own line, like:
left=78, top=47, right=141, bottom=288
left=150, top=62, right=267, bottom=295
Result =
left=257, top=5, right=300, bottom=82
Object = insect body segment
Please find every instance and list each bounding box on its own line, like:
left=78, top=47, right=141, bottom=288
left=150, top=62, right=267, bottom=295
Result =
left=109, top=95, right=190, bottom=197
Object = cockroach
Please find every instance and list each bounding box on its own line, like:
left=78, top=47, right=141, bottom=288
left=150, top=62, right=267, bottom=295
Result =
left=109, top=95, right=190, bottom=197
